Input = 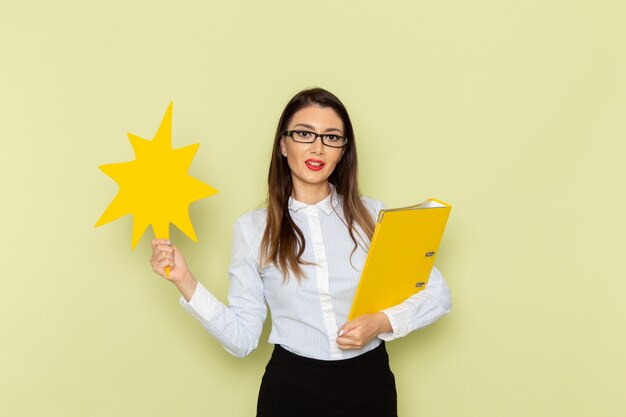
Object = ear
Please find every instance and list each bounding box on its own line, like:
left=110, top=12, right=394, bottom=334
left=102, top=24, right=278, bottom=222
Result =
left=280, top=138, right=287, bottom=157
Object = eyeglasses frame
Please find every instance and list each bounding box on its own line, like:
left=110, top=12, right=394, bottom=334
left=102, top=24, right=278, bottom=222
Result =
left=282, top=129, right=348, bottom=148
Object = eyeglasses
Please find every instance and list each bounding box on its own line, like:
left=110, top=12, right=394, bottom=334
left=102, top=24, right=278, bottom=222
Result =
left=282, top=130, right=348, bottom=148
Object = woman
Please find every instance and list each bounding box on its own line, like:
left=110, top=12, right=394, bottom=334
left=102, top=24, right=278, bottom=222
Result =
left=150, top=88, right=452, bottom=417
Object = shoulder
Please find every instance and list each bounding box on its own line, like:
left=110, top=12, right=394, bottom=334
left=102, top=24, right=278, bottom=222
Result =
left=233, top=208, right=267, bottom=244
left=360, top=195, right=384, bottom=219
left=233, top=208, right=267, bottom=234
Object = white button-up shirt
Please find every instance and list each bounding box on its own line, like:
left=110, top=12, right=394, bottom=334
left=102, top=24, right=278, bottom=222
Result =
left=180, top=188, right=452, bottom=360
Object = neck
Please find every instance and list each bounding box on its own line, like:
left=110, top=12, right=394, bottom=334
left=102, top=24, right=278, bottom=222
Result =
left=291, top=179, right=331, bottom=205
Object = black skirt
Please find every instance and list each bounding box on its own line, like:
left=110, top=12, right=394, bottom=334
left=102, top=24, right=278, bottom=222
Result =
left=257, top=342, right=397, bottom=417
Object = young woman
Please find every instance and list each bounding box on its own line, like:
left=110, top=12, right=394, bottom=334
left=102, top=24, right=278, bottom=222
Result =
left=150, top=88, right=452, bottom=417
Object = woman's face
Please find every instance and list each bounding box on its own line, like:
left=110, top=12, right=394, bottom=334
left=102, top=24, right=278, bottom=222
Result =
left=280, top=105, right=345, bottom=192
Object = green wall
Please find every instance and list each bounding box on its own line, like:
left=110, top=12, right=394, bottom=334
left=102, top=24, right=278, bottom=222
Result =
left=1, top=1, right=624, bottom=416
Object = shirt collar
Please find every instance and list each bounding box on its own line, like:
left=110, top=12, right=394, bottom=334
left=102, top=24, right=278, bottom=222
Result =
left=288, top=184, right=339, bottom=215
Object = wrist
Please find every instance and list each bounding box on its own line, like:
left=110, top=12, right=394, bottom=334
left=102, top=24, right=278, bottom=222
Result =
left=176, top=271, right=198, bottom=302
left=376, top=312, right=393, bottom=334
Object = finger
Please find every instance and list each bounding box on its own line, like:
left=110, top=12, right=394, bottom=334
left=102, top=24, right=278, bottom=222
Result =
left=158, top=249, right=175, bottom=261
left=156, top=265, right=168, bottom=278
left=158, top=258, right=173, bottom=270
left=155, top=245, right=174, bottom=254
left=151, top=239, right=171, bottom=250
left=340, top=327, right=355, bottom=337
left=339, top=331, right=372, bottom=348
left=340, top=329, right=363, bottom=342
left=152, top=251, right=174, bottom=263
left=336, top=337, right=361, bottom=349
left=337, top=319, right=362, bottom=337
left=151, top=246, right=173, bottom=263
left=151, top=239, right=167, bottom=250
left=151, top=260, right=165, bottom=276
left=336, top=337, right=352, bottom=348
left=337, top=335, right=356, bottom=345
left=337, top=326, right=362, bottom=342
left=157, top=265, right=173, bottom=278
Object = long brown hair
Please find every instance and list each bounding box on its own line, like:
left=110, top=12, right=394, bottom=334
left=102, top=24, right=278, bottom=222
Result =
left=260, top=88, right=375, bottom=281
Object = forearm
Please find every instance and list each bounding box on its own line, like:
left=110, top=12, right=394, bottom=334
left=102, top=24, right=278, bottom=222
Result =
left=177, top=216, right=267, bottom=357
left=179, top=280, right=267, bottom=358
left=175, top=270, right=198, bottom=302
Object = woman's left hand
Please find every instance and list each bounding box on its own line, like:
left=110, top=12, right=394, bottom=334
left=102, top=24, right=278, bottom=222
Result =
left=336, top=313, right=393, bottom=350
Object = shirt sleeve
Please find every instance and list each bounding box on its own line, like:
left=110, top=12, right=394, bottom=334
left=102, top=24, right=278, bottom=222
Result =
left=179, top=217, right=267, bottom=358
left=377, top=266, right=452, bottom=341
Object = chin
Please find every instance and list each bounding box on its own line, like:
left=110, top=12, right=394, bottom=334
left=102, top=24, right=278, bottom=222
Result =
left=298, top=174, right=330, bottom=187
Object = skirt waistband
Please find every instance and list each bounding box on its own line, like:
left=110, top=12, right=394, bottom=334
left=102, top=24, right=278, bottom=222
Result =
left=271, top=341, right=387, bottom=370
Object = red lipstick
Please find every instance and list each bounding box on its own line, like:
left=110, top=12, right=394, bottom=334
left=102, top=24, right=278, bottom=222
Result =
left=305, top=158, right=325, bottom=171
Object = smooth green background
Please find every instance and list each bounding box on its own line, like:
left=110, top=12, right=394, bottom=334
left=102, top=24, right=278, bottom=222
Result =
left=1, top=1, right=624, bottom=416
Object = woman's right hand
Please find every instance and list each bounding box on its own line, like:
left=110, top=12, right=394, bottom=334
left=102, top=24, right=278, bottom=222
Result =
left=150, top=239, right=198, bottom=301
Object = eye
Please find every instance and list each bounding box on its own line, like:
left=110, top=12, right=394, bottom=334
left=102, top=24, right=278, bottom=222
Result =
left=296, top=130, right=312, bottom=138
left=324, top=135, right=339, bottom=142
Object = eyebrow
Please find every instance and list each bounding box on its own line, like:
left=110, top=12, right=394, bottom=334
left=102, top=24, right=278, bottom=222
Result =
left=292, top=123, right=344, bottom=134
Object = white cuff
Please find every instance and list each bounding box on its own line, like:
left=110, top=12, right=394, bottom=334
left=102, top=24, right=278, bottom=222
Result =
left=378, top=303, right=411, bottom=341
left=179, top=282, right=222, bottom=324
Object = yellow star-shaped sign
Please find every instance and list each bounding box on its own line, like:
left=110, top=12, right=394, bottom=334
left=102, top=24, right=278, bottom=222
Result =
left=95, top=102, right=218, bottom=249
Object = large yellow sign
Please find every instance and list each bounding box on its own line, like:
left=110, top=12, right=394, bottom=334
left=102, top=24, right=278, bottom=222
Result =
left=95, top=102, right=218, bottom=251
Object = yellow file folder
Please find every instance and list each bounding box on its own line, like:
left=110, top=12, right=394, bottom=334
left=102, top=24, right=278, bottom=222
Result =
left=348, top=198, right=452, bottom=320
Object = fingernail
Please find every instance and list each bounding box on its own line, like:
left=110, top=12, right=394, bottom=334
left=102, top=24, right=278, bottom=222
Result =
left=337, top=329, right=344, bottom=337
left=166, top=240, right=171, bottom=245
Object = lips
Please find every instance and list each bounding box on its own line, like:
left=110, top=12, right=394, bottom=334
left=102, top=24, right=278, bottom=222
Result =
left=305, top=158, right=325, bottom=171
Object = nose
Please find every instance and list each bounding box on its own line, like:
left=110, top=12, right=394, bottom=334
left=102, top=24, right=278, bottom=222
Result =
left=310, top=135, right=325, bottom=154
